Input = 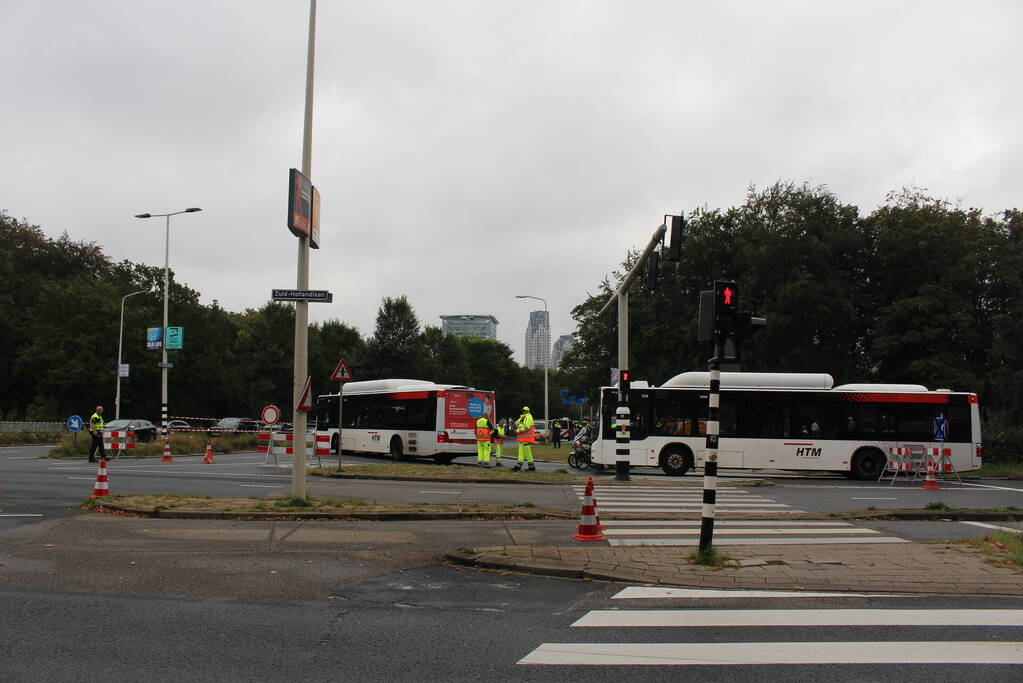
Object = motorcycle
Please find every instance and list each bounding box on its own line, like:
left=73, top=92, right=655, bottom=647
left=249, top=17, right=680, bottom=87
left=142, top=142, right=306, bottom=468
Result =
left=567, top=426, right=593, bottom=470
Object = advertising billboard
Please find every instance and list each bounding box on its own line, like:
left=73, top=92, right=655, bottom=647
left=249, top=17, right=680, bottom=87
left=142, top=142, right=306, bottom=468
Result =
left=146, top=327, right=163, bottom=351
left=287, top=168, right=312, bottom=238
left=444, top=391, right=495, bottom=431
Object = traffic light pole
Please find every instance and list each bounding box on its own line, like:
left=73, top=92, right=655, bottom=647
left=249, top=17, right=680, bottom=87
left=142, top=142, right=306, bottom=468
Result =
left=699, top=336, right=723, bottom=551
left=615, top=290, right=630, bottom=481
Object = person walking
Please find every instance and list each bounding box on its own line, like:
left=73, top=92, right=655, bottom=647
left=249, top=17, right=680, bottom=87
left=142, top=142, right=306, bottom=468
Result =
left=88, top=405, right=105, bottom=463
left=475, top=415, right=492, bottom=466
left=551, top=419, right=562, bottom=449
left=491, top=422, right=505, bottom=466
left=513, top=406, right=536, bottom=472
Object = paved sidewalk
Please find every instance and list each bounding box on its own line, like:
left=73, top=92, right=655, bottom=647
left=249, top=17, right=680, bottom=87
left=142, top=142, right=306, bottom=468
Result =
left=447, top=541, right=1023, bottom=596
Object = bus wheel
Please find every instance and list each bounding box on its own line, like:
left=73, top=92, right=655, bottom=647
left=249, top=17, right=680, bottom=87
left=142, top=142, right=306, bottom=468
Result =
left=659, top=446, right=693, bottom=476
left=433, top=454, right=455, bottom=465
left=331, top=434, right=339, bottom=455
left=851, top=448, right=886, bottom=480
left=390, top=436, right=407, bottom=462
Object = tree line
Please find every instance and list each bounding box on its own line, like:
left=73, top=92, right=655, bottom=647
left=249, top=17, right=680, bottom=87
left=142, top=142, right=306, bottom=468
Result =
left=559, top=183, right=1022, bottom=462
left=0, top=212, right=554, bottom=425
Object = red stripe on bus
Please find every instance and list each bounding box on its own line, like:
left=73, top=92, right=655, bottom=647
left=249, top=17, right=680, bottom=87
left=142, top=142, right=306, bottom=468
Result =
left=835, top=392, right=949, bottom=404
left=389, top=391, right=430, bottom=400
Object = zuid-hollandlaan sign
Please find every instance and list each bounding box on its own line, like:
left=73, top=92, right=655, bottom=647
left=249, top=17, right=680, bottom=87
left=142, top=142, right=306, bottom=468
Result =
left=271, top=289, right=333, bottom=303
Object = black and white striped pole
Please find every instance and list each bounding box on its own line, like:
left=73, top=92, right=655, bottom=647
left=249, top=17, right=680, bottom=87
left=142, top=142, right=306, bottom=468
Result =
left=615, top=367, right=631, bottom=481
left=699, top=337, right=723, bottom=551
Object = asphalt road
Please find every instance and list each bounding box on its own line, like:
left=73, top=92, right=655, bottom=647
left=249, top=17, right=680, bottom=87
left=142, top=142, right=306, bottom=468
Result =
left=3, top=566, right=1021, bottom=681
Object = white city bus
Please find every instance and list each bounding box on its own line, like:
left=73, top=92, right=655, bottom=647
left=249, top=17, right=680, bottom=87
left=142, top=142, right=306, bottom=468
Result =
left=590, top=371, right=982, bottom=479
left=315, top=379, right=496, bottom=464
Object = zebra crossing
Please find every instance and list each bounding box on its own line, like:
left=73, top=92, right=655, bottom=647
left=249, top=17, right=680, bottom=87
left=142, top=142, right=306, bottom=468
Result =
left=573, top=485, right=906, bottom=546
left=519, top=587, right=1023, bottom=667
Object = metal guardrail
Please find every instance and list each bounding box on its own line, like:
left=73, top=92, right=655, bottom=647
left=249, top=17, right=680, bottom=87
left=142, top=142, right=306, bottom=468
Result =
left=0, top=421, right=63, bottom=432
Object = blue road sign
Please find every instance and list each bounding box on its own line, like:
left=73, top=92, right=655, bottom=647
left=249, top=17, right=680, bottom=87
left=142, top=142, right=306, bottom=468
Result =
left=934, top=417, right=948, bottom=441
left=67, top=415, right=83, bottom=432
left=467, top=397, right=485, bottom=418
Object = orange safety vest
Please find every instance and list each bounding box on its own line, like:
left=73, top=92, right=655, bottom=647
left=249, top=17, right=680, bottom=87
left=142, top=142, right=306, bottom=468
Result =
left=476, top=426, right=491, bottom=442
left=516, top=425, right=536, bottom=444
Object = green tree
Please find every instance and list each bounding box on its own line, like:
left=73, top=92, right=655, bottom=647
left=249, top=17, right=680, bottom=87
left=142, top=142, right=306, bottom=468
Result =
left=364, top=296, right=425, bottom=379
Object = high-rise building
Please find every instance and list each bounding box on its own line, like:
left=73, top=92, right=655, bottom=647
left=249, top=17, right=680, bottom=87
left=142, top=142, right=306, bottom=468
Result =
left=439, top=315, right=499, bottom=340
left=552, top=334, right=576, bottom=368
left=524, top=310, right=550, bottom=369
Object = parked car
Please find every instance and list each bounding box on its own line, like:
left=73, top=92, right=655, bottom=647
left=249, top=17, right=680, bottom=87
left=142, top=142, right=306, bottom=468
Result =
left=104, top=418, right=158, bottom=443
left=167, top=419, right=191, bottom=431
left=208, top=417, right=258, bottom=435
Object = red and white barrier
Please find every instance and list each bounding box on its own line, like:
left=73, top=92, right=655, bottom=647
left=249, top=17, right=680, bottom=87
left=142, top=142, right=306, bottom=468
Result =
left=103, top=430, right=136, bottom=458
left=257, top=431, right=322, bottom=466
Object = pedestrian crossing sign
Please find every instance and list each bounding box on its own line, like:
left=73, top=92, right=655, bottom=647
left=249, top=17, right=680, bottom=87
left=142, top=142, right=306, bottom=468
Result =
left=934, top=416, right=949, bottom=441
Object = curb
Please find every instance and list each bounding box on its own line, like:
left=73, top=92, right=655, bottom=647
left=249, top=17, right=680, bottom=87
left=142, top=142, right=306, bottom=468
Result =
left=92, top=503, right=572, bottom=521
left=314, top=473, right=577, bottom=485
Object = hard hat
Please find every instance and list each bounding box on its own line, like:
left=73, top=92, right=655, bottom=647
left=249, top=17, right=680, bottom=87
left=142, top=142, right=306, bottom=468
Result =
left=521, top=406, right=530, bottom=412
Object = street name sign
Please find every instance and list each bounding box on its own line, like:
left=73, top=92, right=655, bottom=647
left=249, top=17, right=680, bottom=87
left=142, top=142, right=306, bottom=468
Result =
left=272, top=289, right=333, bottom=303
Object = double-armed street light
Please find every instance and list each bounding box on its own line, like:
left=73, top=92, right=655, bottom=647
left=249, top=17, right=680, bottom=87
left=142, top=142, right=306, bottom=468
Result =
left=516, top=294, right=550, bottom=441
left=133, top=208, right=202, bottom=441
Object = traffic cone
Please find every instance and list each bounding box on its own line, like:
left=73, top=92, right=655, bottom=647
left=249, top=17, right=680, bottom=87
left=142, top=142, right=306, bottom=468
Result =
left=589, top=477, right=605, bottom=531
left=161, top=437, right=174, bottom=462
left=91, top=458, right=110, bottom=497
left=572, top=476, right=605, bottom=541
left=922, top=454, right=940, bottom=490
left=202, top=439, right=214, bottom=464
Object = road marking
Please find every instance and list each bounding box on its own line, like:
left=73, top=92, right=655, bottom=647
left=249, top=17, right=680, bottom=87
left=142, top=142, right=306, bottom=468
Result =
left=961, top=482, right=1023, bottom=493
left=597, top=501, right=790, bottom=508
left=603, top=528, right=879, bottom=536
left=604, top=520, right=849, bottom=526
left=611, top=536, right=908, bottom=546
left=66, top=477, right=96, bottom=481
left=851, top=497, right=897, bottom=500
left=612, top=587, right=903, bottom=599
left=518, top=641, right=1023, bottom=666
left=5, top=456, right=41, bottom=459
left=416, top=490, right=461, bottom=494
left=571, top=609, right=1023, bottom=628
left=239, top=484, right=282, bottom=488
left=0, top=514, right=44, bottom=517
left=962, top=521, right=1023, bottom=534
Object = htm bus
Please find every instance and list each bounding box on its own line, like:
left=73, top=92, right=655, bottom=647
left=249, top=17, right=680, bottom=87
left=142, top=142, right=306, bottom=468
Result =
left=590, top=371, right=982, bottom=479
left=315, top=379, right=496, bottom=464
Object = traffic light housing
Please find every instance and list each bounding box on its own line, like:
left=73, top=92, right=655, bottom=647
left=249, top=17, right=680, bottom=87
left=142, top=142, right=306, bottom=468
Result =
left=646, top=250, right=660, bottom=291
left=667, top=214, right=685, bottom=262
left=713, top=280, right=738, bottom=336
left=619, top=369, right=631, bottom=395
left=734, top=311, right=767, bottom=344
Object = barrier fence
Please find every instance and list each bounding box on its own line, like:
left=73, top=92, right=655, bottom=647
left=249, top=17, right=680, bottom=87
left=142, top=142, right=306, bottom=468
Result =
left=258, top=431, right=327, bottom=466
left=0, top=421, right=63, bottom=432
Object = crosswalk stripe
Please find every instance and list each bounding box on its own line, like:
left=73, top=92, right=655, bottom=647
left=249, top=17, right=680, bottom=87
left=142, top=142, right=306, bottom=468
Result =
left=597, top=502, right=790, bottom=507
left=611, top=587, right=903, bottom=599
left=573, top=487, right=752, bottom=494
left=596, top=508, right=806, bottom=514
left=602, top=527, right=881, bottom=536
left=571, top=609, right=1023, bottom=628
left=603, top=520, right=850, bottom=526
left=518, top=641, right=1023, bottom=666
left=610, top=536, right=908, bottom=546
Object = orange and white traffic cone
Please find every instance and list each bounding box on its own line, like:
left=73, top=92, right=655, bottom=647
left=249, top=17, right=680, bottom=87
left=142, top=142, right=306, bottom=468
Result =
left=589, top=477, right=606, bottom=531
left=161, top=437, right=174, bottom=462
left=922, top=455, right=940, bottom=490
left=572, top=476, right=605, bottom=542
left=202, top=439, right=214, bottom=464
left=91, top=458, right=110, bottom=497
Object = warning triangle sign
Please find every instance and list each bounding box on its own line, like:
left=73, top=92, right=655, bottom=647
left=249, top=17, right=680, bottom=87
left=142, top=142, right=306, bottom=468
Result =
left=330, top=359, right=355, bottom=382
left=297, top=376, right=314, bottom=412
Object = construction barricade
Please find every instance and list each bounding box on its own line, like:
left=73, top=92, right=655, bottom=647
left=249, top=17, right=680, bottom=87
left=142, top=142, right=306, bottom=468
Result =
left=258, top=431, right=321, bottom=467
left=102, top=430, right=136, bottom=460
left=912, top=447, right=963, bottom=488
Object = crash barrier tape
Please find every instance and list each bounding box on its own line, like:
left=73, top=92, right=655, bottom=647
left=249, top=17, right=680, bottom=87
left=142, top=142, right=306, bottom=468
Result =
left=102, top=430, right=136, bottom=458
left=257, top=431, right=323, bottom=466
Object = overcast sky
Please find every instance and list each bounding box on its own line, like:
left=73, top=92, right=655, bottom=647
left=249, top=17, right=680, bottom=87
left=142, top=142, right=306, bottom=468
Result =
left=2, top=1, right=1020, bottom=364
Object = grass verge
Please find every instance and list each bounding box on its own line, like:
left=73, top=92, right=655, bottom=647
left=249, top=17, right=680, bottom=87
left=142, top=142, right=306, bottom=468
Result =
left=48, top=432, right=258, bottom=458
left=968, top=531, right=1023, bottom=570
left=83, top=493, right=555, bottom=517
left=0, top=430, right=60, bottom=445
left=309, top=463, right=582, bottom=484
left=963, top=463, right=1023, bottom=479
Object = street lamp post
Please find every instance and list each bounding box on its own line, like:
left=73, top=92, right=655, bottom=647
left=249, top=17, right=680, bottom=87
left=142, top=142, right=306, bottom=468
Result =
left=134, top=208, right=201, bottom=451
left=516, top=295, right=549, bottom=442
left=115, top=289, right=149, bottom=419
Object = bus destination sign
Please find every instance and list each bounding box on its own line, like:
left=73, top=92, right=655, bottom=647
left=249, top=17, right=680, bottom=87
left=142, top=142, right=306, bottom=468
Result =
left=271, top=289, right=333, bottom=303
